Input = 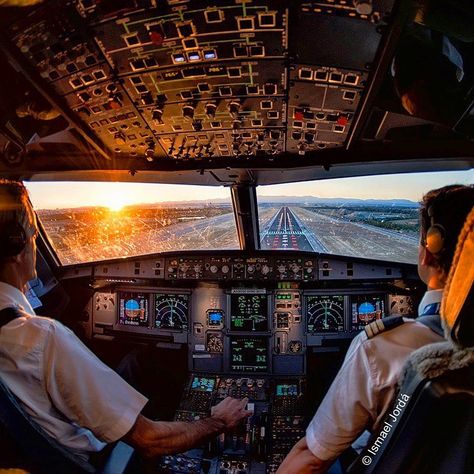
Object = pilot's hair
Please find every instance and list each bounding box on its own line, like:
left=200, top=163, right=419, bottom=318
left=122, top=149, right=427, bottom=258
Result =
left=0, top=179, right=37, bottom=240
left=420, top=184, right=474, bottom=275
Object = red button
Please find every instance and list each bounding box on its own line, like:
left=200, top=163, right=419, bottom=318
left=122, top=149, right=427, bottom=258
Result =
left=337, top=115, right=348, bottom=126
left=109, top=100, right=122, bottom=110
left=294, top=109, right=304, bottom=120
left=150, top=31, right=164, bottom=46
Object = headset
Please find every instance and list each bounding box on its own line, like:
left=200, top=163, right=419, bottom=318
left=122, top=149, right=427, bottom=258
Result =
left=425, top=205, right=445, bottom=254
left=0, top=221, right=27, bottom=258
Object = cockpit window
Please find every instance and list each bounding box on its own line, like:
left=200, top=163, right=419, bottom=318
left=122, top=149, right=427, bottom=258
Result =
left=25, top=182, right=239, bottom=265
left=257, top=171, right=473, bottom=264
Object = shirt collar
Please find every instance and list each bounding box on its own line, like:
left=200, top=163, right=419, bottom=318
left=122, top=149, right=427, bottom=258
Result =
left=0, top=281, right=36, bottom=315
left=418, top=289, right=443, bottom=317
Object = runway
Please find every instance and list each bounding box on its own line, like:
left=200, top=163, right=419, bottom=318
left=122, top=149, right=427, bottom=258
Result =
left=259, top=207, right=327, bottom=252
left=260, top=206, right=418, bottom=263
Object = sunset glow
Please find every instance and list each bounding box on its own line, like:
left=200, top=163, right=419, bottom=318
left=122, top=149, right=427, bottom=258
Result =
left=24, top=170, right=473, bottom=210
left=102, top=187, right=135, bottom=212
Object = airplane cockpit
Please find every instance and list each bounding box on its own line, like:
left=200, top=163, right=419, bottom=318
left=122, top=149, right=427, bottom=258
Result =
left=0, top=0, right=473, bottom=473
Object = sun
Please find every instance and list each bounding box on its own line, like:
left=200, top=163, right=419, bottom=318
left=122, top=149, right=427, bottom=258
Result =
left=108, top=201, right=126, bottom=212
left=102, top=187, right=134, bottom=212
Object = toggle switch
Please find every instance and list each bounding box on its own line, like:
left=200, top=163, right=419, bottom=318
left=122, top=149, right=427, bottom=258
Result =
left=205, top=102, right=217, bottom=118
left=228, top=100, right=240, bottom=118
left=182, top=104, right=194, bottom=120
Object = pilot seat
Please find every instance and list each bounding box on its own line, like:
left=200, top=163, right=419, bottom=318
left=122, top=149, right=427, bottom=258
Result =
left=348, top=208, right=474, bottom=474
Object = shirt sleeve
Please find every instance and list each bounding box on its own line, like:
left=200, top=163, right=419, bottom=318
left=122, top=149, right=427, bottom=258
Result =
left=305, top=333, right=378, bottom=461
left=43, top=320, right=148, bottom=443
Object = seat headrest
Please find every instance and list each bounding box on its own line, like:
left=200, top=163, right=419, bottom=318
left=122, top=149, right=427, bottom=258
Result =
left=441, top=207, right=474, bottom=347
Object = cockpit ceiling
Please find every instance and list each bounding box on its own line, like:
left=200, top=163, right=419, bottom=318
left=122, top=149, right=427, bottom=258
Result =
left=0, top=0, right=473, bottom=182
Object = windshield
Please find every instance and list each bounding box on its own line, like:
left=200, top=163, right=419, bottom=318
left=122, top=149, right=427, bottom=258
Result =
left=25, top=182, right=239, bottom=265
left=258, top=170, right=473, bottom=264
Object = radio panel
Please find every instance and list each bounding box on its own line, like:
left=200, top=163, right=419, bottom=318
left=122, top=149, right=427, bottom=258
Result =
left=168, top=373, right=307, bottom=474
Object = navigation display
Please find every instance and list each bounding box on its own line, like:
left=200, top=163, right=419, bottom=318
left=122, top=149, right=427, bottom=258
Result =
left=154, top=293, right=189, bottom=330
left=118, top=292, right=149, bottom=327
left=230, top=336, right=268, bottom=372
left=191, top=376, right=215, bottom=392
left=351, top=294, right=385, bottom=330
left=306, top=295, right=345, bottom=333
left=230, top=293, right=268, bottom=332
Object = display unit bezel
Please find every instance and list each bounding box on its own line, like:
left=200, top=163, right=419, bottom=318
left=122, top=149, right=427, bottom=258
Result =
left=113, top=286, right=192, bottom=337
left=226, top=334, right=271, bottom=374
left=226, top=289, right=272, bottom=334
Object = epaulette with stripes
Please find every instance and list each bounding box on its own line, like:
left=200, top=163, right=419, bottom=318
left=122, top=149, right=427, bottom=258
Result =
left=364, top=316, right=405, bottom=339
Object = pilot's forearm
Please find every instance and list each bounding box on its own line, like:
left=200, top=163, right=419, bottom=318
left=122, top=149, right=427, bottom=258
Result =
left=124, top=414, right=226, bottom=458
left=276, top=437, right=332, bottom=474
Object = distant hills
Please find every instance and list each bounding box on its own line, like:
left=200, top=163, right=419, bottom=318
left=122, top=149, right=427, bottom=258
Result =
left=131, top=196, right=419, bottom=208
left=37, top=196, right=419, bottom=211
left=257, top=196, right=419, bottom=207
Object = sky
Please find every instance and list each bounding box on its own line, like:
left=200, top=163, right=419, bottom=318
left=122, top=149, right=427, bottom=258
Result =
left=25, top=170, right=473, bottom=210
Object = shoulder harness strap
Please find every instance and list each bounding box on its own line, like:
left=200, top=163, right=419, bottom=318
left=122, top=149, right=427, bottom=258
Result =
left=364, top=315, right=405, bottom=339
left=417, top=314, right=444, bottom=337
left=0, top=307, right=23, bottom=329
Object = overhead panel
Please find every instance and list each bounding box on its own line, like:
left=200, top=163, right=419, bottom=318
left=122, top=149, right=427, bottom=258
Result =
left=4, top=0, right=394, bottom=163
left=287, top=0, right=393, bottom=154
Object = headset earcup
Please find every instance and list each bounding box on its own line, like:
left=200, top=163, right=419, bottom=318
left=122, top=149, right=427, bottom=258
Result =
left=426, top=224, right=445, bottom=254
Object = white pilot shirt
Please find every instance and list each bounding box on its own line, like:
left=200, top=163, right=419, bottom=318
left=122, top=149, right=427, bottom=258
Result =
left=305, top=290, right=444, bottom=461
left=0, top=281, right=148, bottom=457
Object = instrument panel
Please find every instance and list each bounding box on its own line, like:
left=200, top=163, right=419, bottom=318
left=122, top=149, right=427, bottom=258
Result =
left=86, top=251, right=417, bottom=473
left=89, top=250, right=417, bottom=377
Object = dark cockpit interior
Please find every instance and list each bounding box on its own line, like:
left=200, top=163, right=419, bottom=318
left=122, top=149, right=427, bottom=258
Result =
left=0, top=0, right=473, bottom=473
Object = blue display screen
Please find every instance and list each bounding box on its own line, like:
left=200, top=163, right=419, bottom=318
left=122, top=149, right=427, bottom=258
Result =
left=207, top=310, right=223, bottom=326
left=276, top=384, right=298, bottom=396
left=351, top=294, right=385, bottom=330
left=191, top=377, right=215, bottom=392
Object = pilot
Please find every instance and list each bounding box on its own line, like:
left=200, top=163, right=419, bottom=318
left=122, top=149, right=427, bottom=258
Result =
left=391, top=19, right=472, bottom=124
left=0, top=179, right=251, bottom=463
left=277, top=184, right=474, bottom=474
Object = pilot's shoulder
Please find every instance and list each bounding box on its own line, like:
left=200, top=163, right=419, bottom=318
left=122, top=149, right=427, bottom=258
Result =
left=363, top=316, right=408, bottom=340
left=21, top=314, right=68, bottom=335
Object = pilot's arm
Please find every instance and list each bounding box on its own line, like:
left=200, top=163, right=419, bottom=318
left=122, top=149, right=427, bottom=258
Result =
left=277, top=332, right=381, bottom=473
left=44, top=319, right=250, bottom=456
left=276, top=437, right=332, bottom=474
left=124, top=397, right=250, bottom=457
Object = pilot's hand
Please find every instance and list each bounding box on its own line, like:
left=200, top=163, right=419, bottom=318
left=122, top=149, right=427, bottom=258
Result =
left=211, top=396, right=252, bottom=430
